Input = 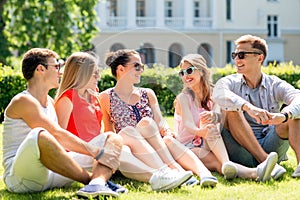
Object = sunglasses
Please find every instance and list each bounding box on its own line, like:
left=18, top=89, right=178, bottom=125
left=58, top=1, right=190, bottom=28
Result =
left=178, top=66, right=197, bottom=77
left=127, top=62, right=144, bottom=71
left=231, top=51, right=261, bottom=60
left=42, top=59, right=65, bottom=71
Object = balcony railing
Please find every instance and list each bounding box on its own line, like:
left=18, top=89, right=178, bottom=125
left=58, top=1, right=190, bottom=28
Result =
left=165, top=17, right=184, bottom=27
left=106, top=17, right=127, bottom=27
left=104, top=16, right=212, bottom=29
left=136, top=17, right=156, bottom=27
left=193, top=17, right=213, bottom=28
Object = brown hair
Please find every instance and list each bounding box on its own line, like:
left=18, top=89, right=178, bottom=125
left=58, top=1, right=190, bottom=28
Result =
left=105, top=49, right=139, bottom=77
left=22, top=48, right=58, bottom=80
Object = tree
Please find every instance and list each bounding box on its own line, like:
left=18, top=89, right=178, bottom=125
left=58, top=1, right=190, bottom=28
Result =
left=2, top=0, right=99, bottom=62
left=0, top=0, right=11, bottom=65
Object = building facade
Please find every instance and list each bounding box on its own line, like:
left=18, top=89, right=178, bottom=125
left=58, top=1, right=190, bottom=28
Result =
left=92, top=0, right=300, bottom=68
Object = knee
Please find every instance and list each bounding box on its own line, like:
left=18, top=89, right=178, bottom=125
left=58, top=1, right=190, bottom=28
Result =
left=119, top=126, right=143, bottom=139
left=38, top=129, right=56, bottom=144
left=137, top=117, right=159, bottom=135
left=206, top=125, right=221, bottom=140
left=137, top=117, right=157, bottom=129
left=107, top=132, right=123, bottom=148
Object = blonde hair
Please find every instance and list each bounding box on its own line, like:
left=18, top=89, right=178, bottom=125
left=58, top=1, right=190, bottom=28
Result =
left=55, top=51, right=98, bottom=100
left=179, top=54, right=213, bottom=110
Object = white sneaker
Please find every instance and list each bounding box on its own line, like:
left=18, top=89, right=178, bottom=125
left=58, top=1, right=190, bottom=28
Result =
left=222, top=161, right=238, bottom=180
left=292, top=165, right=300, bottom=178
left=271, top=164, right=286, bottom=180
left=257, top=152, right=278, bottom=182
left=149, top=168, right=193, bottom=191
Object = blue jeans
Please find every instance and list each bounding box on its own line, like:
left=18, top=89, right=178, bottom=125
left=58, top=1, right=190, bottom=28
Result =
left=221, top=126, right=289, bottom=167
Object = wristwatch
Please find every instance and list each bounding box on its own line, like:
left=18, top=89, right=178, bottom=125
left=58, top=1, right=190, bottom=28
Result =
left=281, top=112, right=290, bottom=123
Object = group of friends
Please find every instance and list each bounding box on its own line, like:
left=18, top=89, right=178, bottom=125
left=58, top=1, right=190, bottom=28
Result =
left=2, top=34, right=300, bottom=199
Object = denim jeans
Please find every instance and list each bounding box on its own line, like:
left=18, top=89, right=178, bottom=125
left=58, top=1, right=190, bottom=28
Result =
left=221, top=126, right=289, bottom=167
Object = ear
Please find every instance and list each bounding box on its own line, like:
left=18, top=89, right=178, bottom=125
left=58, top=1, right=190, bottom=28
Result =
left=258, top=54, right=264, bottom=63
left=117, top=64, right=124, bottom=72
left=36, top=64, right=44, bottom=72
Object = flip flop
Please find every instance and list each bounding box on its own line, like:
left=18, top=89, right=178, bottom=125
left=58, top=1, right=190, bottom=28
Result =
left=200, top=176, right=218, bottom=188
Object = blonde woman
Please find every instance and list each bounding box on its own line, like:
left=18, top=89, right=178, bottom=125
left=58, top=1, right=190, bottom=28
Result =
left=174, top=53, right=278, bottom=182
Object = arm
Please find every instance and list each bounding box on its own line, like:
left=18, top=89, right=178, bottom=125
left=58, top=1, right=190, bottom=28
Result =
left=276, top=79, right=300, bottom=119
left=98, top=91, right=115, bottom=132
left=146, top=88, right=175, bottom=137
left=175, top=93, right=208, bottom=138
left=212, top=76, right=248, bottom=112
left=54, top=96, right=73, bottom=129
left=6, top=94, right=99, bottom=157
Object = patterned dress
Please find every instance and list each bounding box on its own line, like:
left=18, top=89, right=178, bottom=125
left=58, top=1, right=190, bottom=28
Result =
left=109, top=88, right=153, bottom=133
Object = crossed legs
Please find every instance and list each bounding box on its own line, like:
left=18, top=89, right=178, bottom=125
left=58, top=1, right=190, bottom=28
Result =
left=39, top=130, right=122, bottom=185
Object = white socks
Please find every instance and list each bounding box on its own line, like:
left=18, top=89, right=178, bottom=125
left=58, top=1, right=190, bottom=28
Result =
left=89, top=177, right=106, bottom=186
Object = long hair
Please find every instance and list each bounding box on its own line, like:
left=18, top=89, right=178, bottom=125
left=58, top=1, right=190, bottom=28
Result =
left=179, top=54, right=214, bottom=110
left=55, top=51, right=98, bottom=100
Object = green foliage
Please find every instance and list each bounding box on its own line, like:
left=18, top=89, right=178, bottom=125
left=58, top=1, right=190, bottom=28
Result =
left=1, top=0, right=99, bottom=61
left=1, top=62, right=300, bottom=122
left=0, top=64, right=26, bottom=122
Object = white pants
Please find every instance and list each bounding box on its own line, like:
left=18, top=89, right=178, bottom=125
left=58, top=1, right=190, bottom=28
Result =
left=4, top=128, right=108, bottom=193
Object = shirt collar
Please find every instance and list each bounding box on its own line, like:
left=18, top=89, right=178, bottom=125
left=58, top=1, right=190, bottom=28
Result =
left=240, top=73, right=267, bottom=89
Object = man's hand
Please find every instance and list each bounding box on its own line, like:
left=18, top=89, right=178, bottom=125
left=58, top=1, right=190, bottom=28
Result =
left=266, top=112, right=287, bottom=125
left=242, top=103, right=270, bottom=124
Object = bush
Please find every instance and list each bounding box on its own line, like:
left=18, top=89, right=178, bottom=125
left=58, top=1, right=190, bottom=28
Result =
left=1, top=62, right=300, bottom=122
left=0, top=64, right=27, bottom=122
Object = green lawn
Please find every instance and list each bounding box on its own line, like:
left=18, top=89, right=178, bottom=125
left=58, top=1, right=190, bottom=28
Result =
left=0, top=119, right=299, bottom=200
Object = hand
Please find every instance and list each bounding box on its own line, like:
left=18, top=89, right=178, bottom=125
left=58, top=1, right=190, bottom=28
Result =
left=96, top=140, right=122, bottom=171
left=243, top=103, right=270, bottom=124
left=265, top=112, right=287, bottom=125
left=199, top=111, right=215, bottom=126
left=201, top=124, right=218, bottom=139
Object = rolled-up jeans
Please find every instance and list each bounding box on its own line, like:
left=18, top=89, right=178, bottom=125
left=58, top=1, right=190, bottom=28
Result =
left=221, top=125, right=289, bottom=167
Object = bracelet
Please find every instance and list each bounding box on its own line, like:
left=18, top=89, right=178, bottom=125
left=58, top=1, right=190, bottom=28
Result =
left=95, top=149, right=105, bottom=160
left=281, top=112, right=289, bottom=123
left=214, top=112, right=219, bottom=123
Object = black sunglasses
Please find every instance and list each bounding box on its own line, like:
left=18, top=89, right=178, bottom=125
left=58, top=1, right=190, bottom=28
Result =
left=231, top=51, right=261, bottom=60
left=178, top=66, right=197, bottom=77
left=128, top=62, right=144, bottom=71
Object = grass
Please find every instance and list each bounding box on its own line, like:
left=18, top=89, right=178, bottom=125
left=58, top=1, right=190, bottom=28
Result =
left=0, top=117, right=299, bottom=200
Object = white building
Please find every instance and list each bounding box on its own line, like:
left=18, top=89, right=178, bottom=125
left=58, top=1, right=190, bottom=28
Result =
left=92, top=0, right=300, bottom=68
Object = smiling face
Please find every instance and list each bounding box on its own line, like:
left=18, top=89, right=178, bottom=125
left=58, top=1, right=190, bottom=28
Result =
left=180, top=61, right=201, bottom=90
left=118, top=53, right=144, bottom=84
left=234, top=42, right=264, bottom=76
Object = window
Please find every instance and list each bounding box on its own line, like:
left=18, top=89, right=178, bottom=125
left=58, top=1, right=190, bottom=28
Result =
left=194, top=1, right=200, bottom=17
left=109, top=0, right=117, bottom=16
left=267, top=15, right=278, bottom=37
left=226, top=0, right=231, bottom=20
left=137, top=0, right=145, bottom=17
left=165, top=1, right=173, bottom=17
left=226, top=41, right=234, bottom=63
